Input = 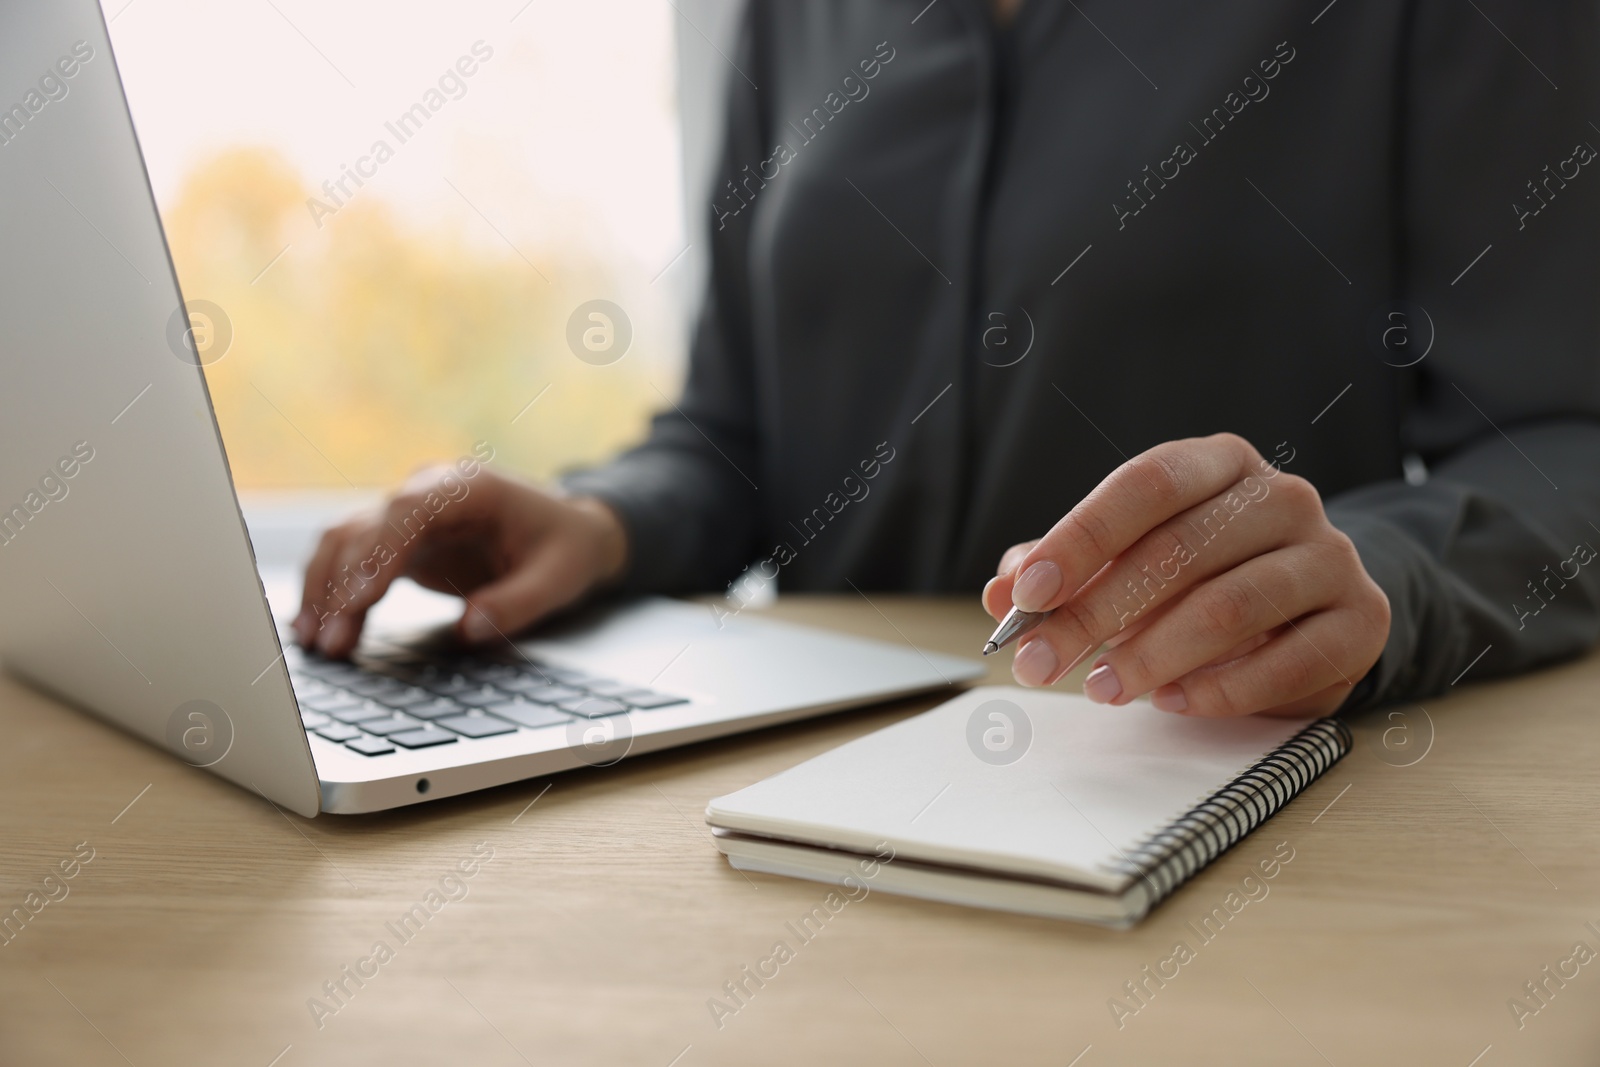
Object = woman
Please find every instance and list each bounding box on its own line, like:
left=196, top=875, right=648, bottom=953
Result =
left=296, top=0, right=1600, bottom=718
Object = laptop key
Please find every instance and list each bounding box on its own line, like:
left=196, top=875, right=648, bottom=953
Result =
left=360, top=716, right=425, bottom=736
left=582, top=681, right=639, bottom=698
left=539, top=666, right=595, bottom=686
left=300, top=710, right=332, bottom=729
left=373, top=686, right=437, bottom=710
left=308, top=663, right=365, bottom=684
left=618, top=690, right=689, bottom=710
left=343, top=677, right=410, bottom=699
left=329, top=704, right=395, bottom=724
left=435, top=712, right=518, bottom=738
left=401, top=664, right=459, bottom=684
left=425, top=676, right=481, bottom=697
left=556, top=696, right=629, bottom=718
left=462, top=664, right=522, bottom=683
left=519, top=684, right=586, bottom=705
left=498, top=675, right=565, bottom=695
left=485, top=700, right=572, bottom=730
left=345, top=735, right=396, bottom=756
left=300, top=691, right=364, bottom=713
left=452, top=685, right=512, bottom=708
left=405, top=697, right=468, bottom=720
left=359, top=658, right=426, bottom=680
left=313, top=722, right=363, bottom=742
left=387, top=727, right=459, bottom=749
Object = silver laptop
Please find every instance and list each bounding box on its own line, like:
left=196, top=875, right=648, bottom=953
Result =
left=0, top=2, right=982, bottom=815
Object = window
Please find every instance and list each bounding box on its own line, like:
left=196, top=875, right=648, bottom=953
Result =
left=108, top=0, right=690, bottom=492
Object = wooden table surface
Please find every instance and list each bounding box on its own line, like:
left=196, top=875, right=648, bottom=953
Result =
left=2, top=595, right=1597, bottom=1066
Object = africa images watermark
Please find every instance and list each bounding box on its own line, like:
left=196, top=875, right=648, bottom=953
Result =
left=167, top=299, right=234, bottom=367
left=306, top=841, right=496, bottom=1029
left=306, top=41, right=496, bottom=228
left=1108, top=440, right=1295, bottom=630
left=1374, top=703, right=1434, bottom=768
left=979, top=307, right=1035, bottom=368
left=1107, top=840, right=1296, bottom=1030
left=0, top=841, right=96, bottom=948
left=705, top=842, right=895, bottom=1031
left=1114, top=41, right=1296, bottom=230
left=1511, top=534, right=1597, bottom=631
left=1506, top=920, right=1600, bottom=1031
left=0, top=439, right=96, bottom=549
left=967, top=697, right=1032, bottom=765
left=566, top=299, right=632, bottom=366
left=311, top=441, right=496, bottom=630
left=714, top=441, right=897, bottom=627
left=712, top=40, right=897, bottom=231
left=1513, top=137, right=1596, bottom=231
left=165, top=699, right=235, bottom=768
left=0, top=39, right=96, bottom=149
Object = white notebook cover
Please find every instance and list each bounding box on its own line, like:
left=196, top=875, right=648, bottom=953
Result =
left=705, top=686, right=1315, bottom=893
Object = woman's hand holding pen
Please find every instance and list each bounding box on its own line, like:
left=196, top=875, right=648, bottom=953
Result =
left=295, top=467, right=628, bottom=658
left=982, top=433, right=1391, bottom=718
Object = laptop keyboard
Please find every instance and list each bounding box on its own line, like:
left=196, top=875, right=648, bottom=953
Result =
left=284, top=646, right=688, bottom=757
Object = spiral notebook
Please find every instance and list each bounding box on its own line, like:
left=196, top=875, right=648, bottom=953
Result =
left=706, top=686, right=1350, bottom=927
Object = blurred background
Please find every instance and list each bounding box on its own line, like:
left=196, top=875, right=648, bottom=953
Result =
left=105, top=0, right=739, bottom=562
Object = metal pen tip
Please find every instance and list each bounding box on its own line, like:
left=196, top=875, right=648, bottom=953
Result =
left=980, top=605, right=1052, bottom=657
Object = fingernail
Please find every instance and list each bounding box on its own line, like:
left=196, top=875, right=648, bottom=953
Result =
left=1011, top=561, right=1062, bottom=613
left=1012, top=640, right=1058, bottom=687
left=1152, top=685, right=1188, bottom=713
left=292, top=609, right=314, bottom=646
left=317, top=615, right=352, bottom=655
left=461, top=607, right=495, bottom=643
left=1083, top=664, right=1123, bottom=704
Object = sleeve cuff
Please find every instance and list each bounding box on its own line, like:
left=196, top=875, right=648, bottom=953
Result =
left=1324, top=505, right=1457, bottom=709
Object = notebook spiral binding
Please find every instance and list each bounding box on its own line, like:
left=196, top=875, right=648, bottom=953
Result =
left=1104, top=717, right=1353, bottom=917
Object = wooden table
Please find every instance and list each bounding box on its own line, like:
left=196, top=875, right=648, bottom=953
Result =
left=2, top=595, right=1597, bottom=1066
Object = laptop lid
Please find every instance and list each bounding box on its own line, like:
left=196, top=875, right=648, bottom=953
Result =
left=0, top=1, right=320, bottom=815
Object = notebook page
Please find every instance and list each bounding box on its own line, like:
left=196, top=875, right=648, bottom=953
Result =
left=706, top=686, right=1313, bottom=888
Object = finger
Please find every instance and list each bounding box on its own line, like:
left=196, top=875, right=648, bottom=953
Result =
left=1009, top=630, right=1099, bottom=689
left=1084, top=544, right=1344, bottom=705
left=313, top=529, right=384, bottom=658
left=324, top=467, right=508, bottom=634
left=1157, top=681, right=1347, bottom=719
left=1201, top=628, right=1276, bottom=666
left=1149, top=607, right=1372, bottom=718
left=303, top=513, right=404, bottom=655
left=457, top=544, right=593, bottom=644
left=985, top=540, right=1042, bottom=618
left=1256, top=683, right=1351, bottom=717
left=1008, top=474, right=1313, bottom=688
left=983, top=576, right=1006, bottom=620
left=1057, top=468, right=1313, bottom=637
left=297, top=524, right=351, bottom=647
left=306, top=473, right=497, bottom=657
left=1098, top=592, right=1180, bottom=651
left=1010, top=434, right=1272, bottom=613
left=990, top=552, right=1117, bottom=622
left=998, top=539, right=1038, bottom=576
left=1100, top=617, right=1274, bottom=677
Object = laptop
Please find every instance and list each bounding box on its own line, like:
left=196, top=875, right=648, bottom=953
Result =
left=0, top=2, right=982, bottom=815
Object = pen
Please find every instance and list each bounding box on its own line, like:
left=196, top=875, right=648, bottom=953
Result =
left=981, top=606, right=1052, bottom=656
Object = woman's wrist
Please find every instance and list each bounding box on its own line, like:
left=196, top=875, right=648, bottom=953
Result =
left=567, top=495, right=629, bottom=586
